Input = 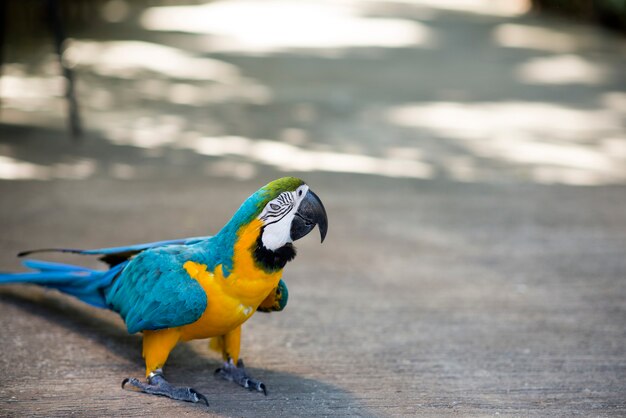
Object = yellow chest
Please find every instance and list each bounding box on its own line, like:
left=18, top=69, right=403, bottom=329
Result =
left=179, top=220, right=282, bottom=341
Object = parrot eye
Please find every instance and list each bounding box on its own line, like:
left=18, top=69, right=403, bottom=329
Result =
left=259, top=192, right=295, bottom=223
left=298, top=189, right=303, bottom=197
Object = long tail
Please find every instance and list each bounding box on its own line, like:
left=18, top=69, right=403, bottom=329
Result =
left=0, top=259, right=125, bottom=308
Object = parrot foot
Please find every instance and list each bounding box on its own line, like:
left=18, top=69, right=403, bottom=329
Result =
left=215, top=358, right=267, bottom=395
left=122, top=370, right=209, bottom=406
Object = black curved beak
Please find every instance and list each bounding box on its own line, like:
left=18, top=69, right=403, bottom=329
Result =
left=290, top=189, right=328, bottom=243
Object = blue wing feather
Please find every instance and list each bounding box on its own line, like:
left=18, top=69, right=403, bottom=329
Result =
left=17, top=236, right=213, bottom=257
left=104, top=245, right=208, bottom=334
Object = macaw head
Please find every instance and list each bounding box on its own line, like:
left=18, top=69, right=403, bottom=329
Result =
left=215, top=177, right=328, bottom=274
left=216, top=177, right=328, bottom=274
left=255, top=177, right=328, bottom=251
left=220, top=177, right=327, bottom=272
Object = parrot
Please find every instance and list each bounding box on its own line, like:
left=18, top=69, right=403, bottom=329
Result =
left=0, top=177, right=328, bottom=406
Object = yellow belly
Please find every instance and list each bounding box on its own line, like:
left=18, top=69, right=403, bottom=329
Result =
left=140, top=219, right=285, bottom=375
left=179, top=261, right=281, bottom=341
left=178, top=219, right=283, bottom=341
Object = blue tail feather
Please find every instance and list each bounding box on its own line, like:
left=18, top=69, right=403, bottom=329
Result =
left=21, top=259, right=92, bottom=272
left=2, top=235, right=208, bottom=310
left=0, top=260, right=126, bottom=309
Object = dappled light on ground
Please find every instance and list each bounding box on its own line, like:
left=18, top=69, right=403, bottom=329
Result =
left=1, top=60, right=65, bottom=113
left=63, top=40, right=273, bottom=105
left=387, top=101, right=622, bottom=136
left=515, top=54, right=611, bottom=85
left=386, top=0, right=530, bottom=17
left=180, top=136, right=434, bottom=179
left=96, top=124, right=434, bottom=180
left=0, top=0, right=624, bottom=186
left=0, top=155, right=96, bottom=180
left=140, top=0, right=435, bottom=53
left=493, top=24, right=579, bottom=52
left=387, top=101, right=626, bottom=185
left=2, top=41, right=273, bottom=117
left=64, top=40, right=241, bottom=81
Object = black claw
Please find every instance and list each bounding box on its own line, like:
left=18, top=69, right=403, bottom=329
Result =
left=189, top=388, right=209, bottom=406
left=122, top=377, right=143, bottom=392
left=194, top=391, right=210, bottom=407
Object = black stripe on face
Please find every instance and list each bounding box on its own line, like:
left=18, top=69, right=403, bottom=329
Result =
left=260, top=192, right=295, bottom=225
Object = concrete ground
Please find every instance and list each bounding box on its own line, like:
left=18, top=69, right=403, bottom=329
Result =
left=1, top=1, right=625, bottom=416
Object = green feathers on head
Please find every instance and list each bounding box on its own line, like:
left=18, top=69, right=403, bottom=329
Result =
left=222, top=177, right=306, bottom=230
left=260, top=177, right=305, bottom=201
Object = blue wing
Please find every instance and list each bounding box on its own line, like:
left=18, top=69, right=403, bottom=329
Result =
left=104, top=245, right=208, bottom=334
left=18, top=236, right=212, bottom=267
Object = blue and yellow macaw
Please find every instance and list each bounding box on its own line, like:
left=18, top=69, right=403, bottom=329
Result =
left=0, top=177, right=328, bottom=406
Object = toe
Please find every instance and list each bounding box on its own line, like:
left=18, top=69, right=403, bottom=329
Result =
left=122, top=377, right=146, bottom=392
left=189, top=389, right=210, bottom=406
left=215, top=359, right=268, bottom=395
left=249, top=380, right=267, bottom=395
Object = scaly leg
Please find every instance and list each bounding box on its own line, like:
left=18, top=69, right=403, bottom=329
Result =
left=213, top=326, right=267, bottom=395
left=122, top=329, right=209, bottom=406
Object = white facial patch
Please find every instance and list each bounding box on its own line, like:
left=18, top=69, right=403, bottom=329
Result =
left=258, top=185, right=309, bottom=250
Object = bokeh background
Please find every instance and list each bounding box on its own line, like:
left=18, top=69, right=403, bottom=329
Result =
left=1, top=1, right=625, bottom=416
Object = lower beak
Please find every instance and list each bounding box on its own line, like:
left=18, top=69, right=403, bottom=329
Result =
left=290, top=189, right=328, bottom=243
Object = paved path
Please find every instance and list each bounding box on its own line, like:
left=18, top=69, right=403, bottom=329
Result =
left=1, top=1, right=625, bottom=416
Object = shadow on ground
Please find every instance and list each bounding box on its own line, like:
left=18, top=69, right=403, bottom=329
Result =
left=0, top=286, right=365, bottom=417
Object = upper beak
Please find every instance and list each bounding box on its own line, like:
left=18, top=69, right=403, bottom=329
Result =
left=290, top=189, right=328, bottom=243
